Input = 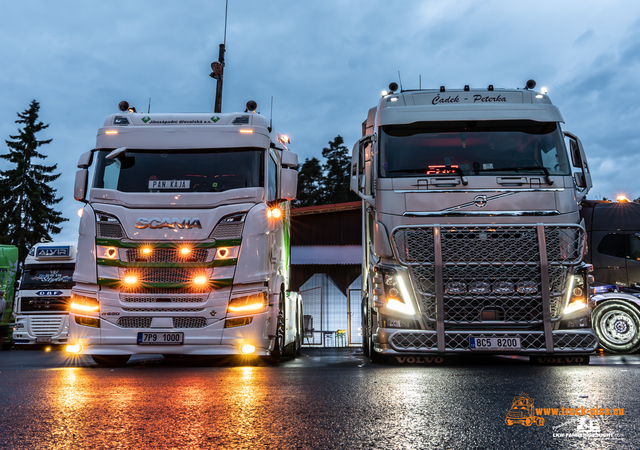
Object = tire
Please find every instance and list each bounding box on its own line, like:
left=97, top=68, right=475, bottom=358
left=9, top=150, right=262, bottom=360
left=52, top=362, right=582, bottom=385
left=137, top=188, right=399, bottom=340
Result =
left=593, top=300, right=640, bottom=354
left=91, top=354, right=130, bottom=367
left=270, top=291, right=286, bottom=360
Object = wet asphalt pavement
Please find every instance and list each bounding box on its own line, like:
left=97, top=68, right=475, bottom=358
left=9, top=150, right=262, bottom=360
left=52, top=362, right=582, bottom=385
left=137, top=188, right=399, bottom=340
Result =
left=0, top=348, right=638, bottom=449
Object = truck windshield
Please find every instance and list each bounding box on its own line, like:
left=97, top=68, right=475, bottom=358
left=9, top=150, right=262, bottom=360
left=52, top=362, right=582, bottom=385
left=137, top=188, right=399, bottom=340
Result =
left=92, top=149, right=264, bottom=193
left=21, top=268, right=75, bottom=290
left=379, top=120, right=570, bottom=178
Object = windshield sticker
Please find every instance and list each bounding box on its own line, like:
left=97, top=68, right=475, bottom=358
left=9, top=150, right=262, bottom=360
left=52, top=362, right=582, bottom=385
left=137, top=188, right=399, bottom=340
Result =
left=30, top=271, right=73, bottom=284
left=149, top=180, right=191, bottom=190
left=483, top=163, right=494, bottom=170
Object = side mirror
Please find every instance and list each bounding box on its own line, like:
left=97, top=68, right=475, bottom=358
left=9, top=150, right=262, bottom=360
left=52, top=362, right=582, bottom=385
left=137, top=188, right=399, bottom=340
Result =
left=350, top=135, right=375, bottom=205
left=281, top=151, right=298, bottom=168
left=569, top=139, right=582, bottom=168
left=564, top=131, right=592, bottom=197
left=77, top=150, right=94, bottom=169
left=280, top=168, right=297, bottom=201
left=74, top=169, right=89, bottom=202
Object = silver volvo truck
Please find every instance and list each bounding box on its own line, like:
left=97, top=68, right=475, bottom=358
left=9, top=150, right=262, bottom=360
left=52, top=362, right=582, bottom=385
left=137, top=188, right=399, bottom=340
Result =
left=351, top=80, right=597, bottom=364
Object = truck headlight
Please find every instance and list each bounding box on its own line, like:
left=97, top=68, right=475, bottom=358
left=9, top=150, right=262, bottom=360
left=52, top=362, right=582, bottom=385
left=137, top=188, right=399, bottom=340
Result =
left=70, top=295, right=100, bottom=313
left=564, top=275, right=587, bottom=315
left=228, top=292, right=266, bottom=313
left=375, top=267, right=416, bottom=316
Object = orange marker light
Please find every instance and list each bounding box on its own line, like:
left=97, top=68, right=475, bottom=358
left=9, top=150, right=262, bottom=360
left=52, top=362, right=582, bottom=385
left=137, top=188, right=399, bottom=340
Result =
left=142, top=247, right=152, bottom=256
left=105, top=130, right=118, bottom=135
left=180, top=247, right=191, bottom=256
left=193, top=276, right=208, bottom=285
left=617, top=195, right=630, bottom=203
left=239, top=129, right=254, bottom=134
left=216, top=247, right=229, bottom=259
left=270, top=207, right=282, bottom=219
left=124, top=275, right=138, bottom=285
left=105, top=247, right=118, bottom=259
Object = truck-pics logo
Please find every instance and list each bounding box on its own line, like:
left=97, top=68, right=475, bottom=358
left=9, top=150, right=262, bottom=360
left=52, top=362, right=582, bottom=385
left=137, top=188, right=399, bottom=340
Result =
left=135, top=218, right=203, bottom=229
left=505, top=393, right=545, bottom=426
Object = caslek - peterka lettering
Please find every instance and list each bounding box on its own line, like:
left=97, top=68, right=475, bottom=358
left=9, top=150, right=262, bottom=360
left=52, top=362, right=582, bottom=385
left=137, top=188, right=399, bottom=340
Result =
left=473, top=94, right=507, bottom=103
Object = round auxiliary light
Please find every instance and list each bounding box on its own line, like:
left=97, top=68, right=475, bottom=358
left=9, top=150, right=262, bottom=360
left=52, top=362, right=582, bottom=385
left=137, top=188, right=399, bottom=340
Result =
left=525, top=79, right=537, bottom=90
left=388, top=82, right=399, bottom=93
left=142, top=247, right=152, bottom=256
left=105, top=247, right=118, bottom=259
left=118, top=101, right=130, bottom=112
left=246, top=100, right=257, bottom=112
left=270, top=207, right=282, bottom=219
left=217, top=247, right=230, bottom=259
left=241, top=344, right=256, bottom=354
left=180, top=247, right=191, bottom=256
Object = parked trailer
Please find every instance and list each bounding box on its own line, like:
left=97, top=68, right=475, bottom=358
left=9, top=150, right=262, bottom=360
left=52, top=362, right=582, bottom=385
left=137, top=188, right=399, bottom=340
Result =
left=0, top=245, right=19, bottom=345
left=13, top=242, right=76, bottom=345
left=351, top=80, right=596, bottom=363
left=581, top=199, right=640, bottom=353
left=67, top=101, right=302, bottom=365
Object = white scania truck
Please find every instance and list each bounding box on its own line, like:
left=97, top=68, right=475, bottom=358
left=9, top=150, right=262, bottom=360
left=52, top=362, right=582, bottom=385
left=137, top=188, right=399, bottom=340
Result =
left=351, top=81, right=597, bottom=364
left=67, top=101, right=302, bottom=366
left=13, top=242, right=76, bottom=346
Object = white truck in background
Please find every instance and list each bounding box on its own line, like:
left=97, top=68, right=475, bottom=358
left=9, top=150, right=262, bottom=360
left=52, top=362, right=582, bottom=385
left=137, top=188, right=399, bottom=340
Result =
left=68, top=100, right=302, bottom=366
left=13, top=242, right=76, bottom=346
left=352, top=80, right=597, bottom=364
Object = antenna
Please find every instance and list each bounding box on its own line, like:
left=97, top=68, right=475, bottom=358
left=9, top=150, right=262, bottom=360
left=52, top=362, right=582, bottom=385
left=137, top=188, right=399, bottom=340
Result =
left=398, top=71, right=403, bottom=91
left=269, top=96, right=273, bottom=132
left=210, top=0, right=229, bottom=113
left=148, top=98, right=151, bottom=114
left=419, top=75, right=421, bottom=90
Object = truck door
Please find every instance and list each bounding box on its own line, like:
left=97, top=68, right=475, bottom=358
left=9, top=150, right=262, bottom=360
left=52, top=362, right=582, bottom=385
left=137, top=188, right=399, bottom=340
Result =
left=625, top=232, right=640, bottom=290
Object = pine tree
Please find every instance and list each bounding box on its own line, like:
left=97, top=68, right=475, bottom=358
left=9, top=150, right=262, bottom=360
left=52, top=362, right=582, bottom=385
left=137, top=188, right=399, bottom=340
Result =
left=0, top=100, right=67, bottom=261
left=294, top=157, right=324, bottom=207
left=321, top=135, right=359, bottom=204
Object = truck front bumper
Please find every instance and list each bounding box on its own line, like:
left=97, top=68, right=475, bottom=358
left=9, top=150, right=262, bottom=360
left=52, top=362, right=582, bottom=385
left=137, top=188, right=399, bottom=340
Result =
left=67, top=311, right=272, bottom=356
left=375, top=328, right=598, bottom=355
left=12, top=314, right=69, bottom=345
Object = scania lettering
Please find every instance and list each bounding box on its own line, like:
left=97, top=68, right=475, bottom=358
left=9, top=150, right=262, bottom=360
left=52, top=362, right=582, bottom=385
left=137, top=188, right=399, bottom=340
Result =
left=352, top=80, right=597, bottom=363
left=13, top=242, right=76, bottom=345
left=68, top=101, right=302, bottom=366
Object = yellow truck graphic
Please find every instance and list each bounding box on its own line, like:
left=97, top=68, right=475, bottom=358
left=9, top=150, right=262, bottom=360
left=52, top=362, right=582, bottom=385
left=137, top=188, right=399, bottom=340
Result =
left=505, top=393, right=545, bottom=426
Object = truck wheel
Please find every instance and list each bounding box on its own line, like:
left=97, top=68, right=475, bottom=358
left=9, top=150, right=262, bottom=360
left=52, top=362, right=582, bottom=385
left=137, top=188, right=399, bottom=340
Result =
left=593, top=301, right=640, bottom=354
left=270, top=292, right=286, bottom=360
left=91, top=355, right=130, bottom=367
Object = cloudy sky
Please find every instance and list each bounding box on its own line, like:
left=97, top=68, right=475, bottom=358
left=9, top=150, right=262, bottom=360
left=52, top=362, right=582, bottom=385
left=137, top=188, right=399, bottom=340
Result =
left=1, top=0, right=640, bottom=243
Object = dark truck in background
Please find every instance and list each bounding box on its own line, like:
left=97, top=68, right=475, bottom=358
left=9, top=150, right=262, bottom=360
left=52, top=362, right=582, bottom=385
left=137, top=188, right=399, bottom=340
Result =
left=581, top=199, right=640, bottom=353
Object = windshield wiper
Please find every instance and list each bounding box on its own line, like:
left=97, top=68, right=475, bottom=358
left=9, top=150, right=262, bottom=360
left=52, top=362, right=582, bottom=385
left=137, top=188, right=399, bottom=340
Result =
left=388, top=168, right=468, bottom=185
left=474, top=166, right=554, bottom=185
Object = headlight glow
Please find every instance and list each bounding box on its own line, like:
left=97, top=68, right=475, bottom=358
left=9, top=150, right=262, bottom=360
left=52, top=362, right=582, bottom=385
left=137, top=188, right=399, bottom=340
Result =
left=228, top=292, right=266, bottom=313
left=66, top=344, right=82, bottom=354
left=241, top=344, right=256, bottom=354
left=70, top=295, right=100, bottom=313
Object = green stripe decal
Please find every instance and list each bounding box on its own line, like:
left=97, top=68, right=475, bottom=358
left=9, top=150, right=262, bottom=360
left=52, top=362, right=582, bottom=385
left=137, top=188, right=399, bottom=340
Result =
left=97, top=258, right=237, bottom=269
left=95, top=238, right=241, bottom=248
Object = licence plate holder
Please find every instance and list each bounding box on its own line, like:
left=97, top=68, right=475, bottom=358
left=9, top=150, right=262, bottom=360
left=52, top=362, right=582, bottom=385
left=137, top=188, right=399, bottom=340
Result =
left=469, top=336, right=521, bottom=350
left=137, top=332, right=184, bottom=345
left=36, top=337, right=52, bottom=343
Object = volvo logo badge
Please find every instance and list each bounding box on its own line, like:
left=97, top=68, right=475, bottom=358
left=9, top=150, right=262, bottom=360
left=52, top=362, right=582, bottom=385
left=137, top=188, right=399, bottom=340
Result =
left=473, top=195, right=488, bottom=208
left=135, top=218, right=203, bottom=229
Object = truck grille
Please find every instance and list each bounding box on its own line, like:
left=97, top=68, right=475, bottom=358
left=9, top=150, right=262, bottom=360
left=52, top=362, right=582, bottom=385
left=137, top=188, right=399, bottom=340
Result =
left=117, top=317, right=208, bottom=328
left=30, top=316, right=64, bottom=336
left=122, top=268, right=213, bottom=284
left=97, top=222, right=125, bottom=239
left=21, top=297, right=69, bottom=312
left=122, top=307, right=204, bottom=313
left=392, top=224, right=585, bottom=326
left=120, top=294, right=208, bottom=303
left=389, top=330, right=598, bottom=352
left=119, top=248, right=214, bottom=263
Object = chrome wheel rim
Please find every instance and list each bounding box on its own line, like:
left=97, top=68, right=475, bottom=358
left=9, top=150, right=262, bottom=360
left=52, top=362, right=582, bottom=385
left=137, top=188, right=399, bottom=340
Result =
left=599, top=310, right=637, bottom=345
